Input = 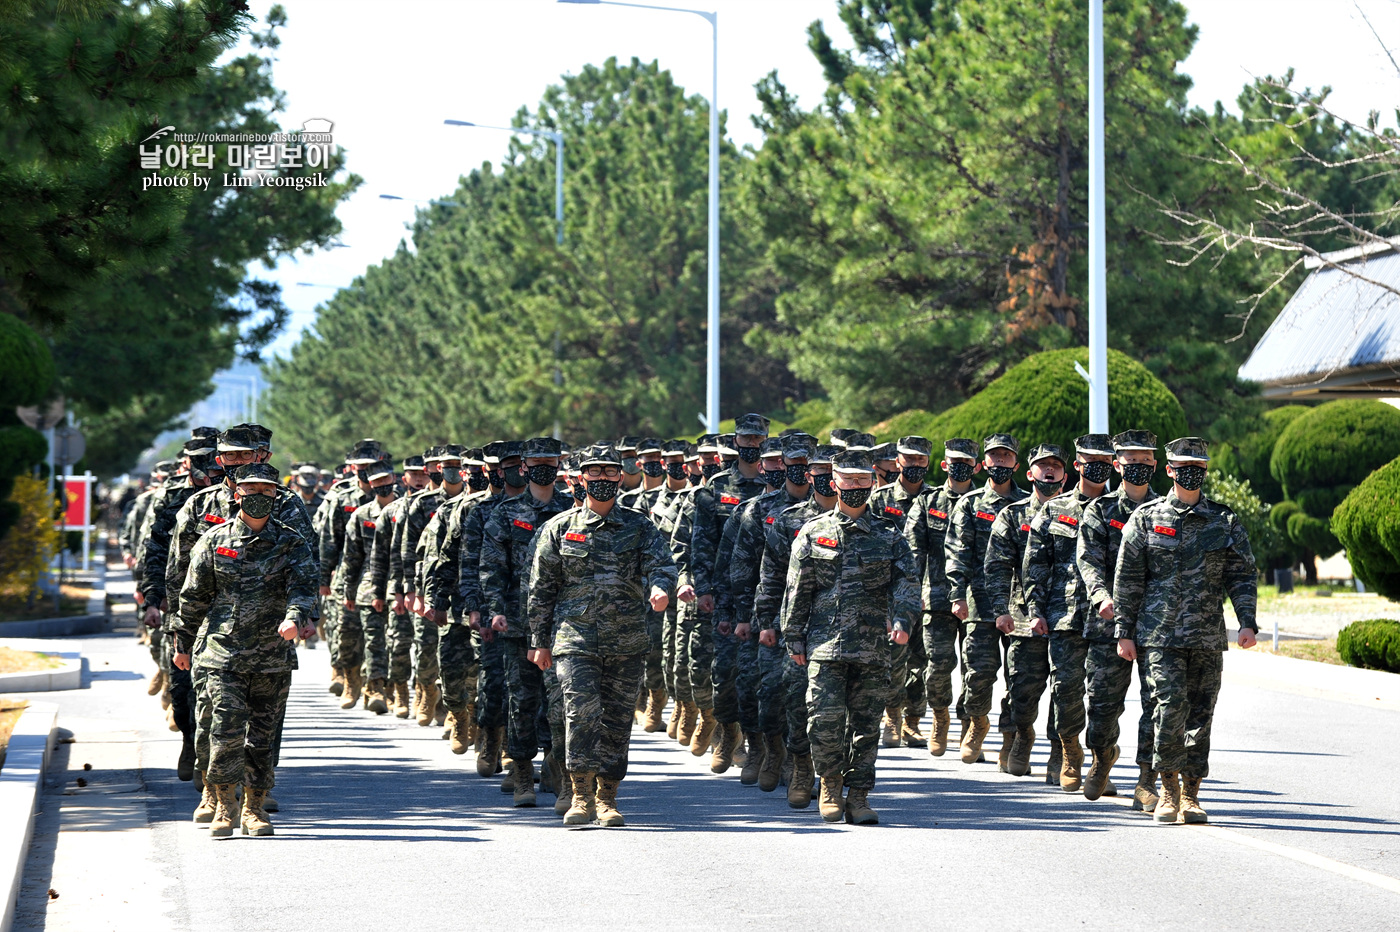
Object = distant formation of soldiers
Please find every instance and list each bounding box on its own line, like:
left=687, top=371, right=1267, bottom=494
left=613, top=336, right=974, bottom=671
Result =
left=118, top=416, right=1258, bottom=834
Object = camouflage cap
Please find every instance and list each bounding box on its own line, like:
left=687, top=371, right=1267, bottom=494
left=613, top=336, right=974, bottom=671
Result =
left=944, top=437, right=979, bottom=460
left=250, top=424, right=272, bottom=451
left=153, top=459, right=178, bottom=476
left=759, top=437, right=785, bottom=457
left=217, top=426, right=259, bottom=453
left=182, top=437, right=216, bottom=457
left=433, top=443, right=467, bottom=462
left=319, top=468, right=334, bottom=479
left=233, top=463, right=279, bottom=485
left=497, top=440, right=525, bottom=461
left=1027, top=442, right=1068, bottom=467
left=695, top=433, right=719, bottom=454
left=294, top=465, right=318, bottom=487
left=829, top=428, right=861, bottom=448
left=734, top=412, right=771, bottom=437
left=347, top=438, right=384, bottom=465
left=777, top=427, right=803, bottom=439
left=1165, top=436, right=1210, bottom=463
left=482, top=441, right=508, bottom=465
left=832, top=449, right=875, bottom=474
left=616, top=436, right=642, bottom=454
left=364, top=460, right=395, bottom=481
left=1074, top=433, right=1115, bottom=456
left=717, top=433, right=738, bottom=456
left=403, top=455, right=426, bottom=471
left=811, top=443, right=840, bottom=465
left=781, top=432, right=817, bottom=459
left=871, top=441, right=898, bottom=461
left=684, top=443, right=700, bottom=462
left=845, top=432, right=876, bottom=452
left=579, top=443, right=622, bottom=468
left=662, top=439, right=689, bottom=457
left=897, top=435, right=933, bottom=456
left=522, top=437, right=563, bottom=458
left=1112, top=429, right=1159, bottom=452
left=461, top=448, right=483, bottom=468
left=983, top=433, right=1019, bottom=454
left=190, top=425, right=219, bottom=443
left=636, top=437, right=663, bottom=456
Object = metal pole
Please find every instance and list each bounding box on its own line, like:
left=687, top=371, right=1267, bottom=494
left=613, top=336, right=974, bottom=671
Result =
left=706, top=12, right=719, bottom=433
left=554, top=134, right=565, bottom=245
left=82, top=470, right=91, bottom=572
left=1087, top=0, right=1108, bottom=433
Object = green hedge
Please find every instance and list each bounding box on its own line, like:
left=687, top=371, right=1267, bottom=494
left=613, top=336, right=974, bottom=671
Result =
left=1336, top=619, right=1400, bottom=672
left=1331, top=455, right=1400, bottom=600
left=0, top=315, right=56, bottom=409
left=1213, top=405, right=1309, bottom=504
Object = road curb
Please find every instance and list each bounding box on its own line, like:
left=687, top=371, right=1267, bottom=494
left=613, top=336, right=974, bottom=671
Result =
left=0, top=616, right=108, bottom=639
left=0, top=654, right=82, bottom=693
left=0, top=701, right=58, bottom=932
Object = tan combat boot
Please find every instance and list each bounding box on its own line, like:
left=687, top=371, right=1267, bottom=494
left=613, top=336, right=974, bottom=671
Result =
left=512, top=759, right=537, bottom=808
left=1045, top=736, right=1063, bottom=786
left=959, top=715, right=990, bottom=764
left=414, top=681, right=434, bottom=726
left=787, top=753, right=814, bottom=809
left=329, top=666, right=345, bottom=697
left=881, top=707, right=901, bottom=748
left=997, top=729, right=1016, bottom=772
left=710, top=722, right=740, bottom=774
left=845, top=787, right=879, bottom=825
left=423, top=682, right=443, bottom=726
left=464, top=704, right=479, bottom=748
left=634, top=688, right=647, bottom=726
left=165, top=704, right=179, bottom=732
left=449, top=712, right=471, bottom=755
left=477, top=726, right=503, bottom=778
left=677, top=701, right=698, bottom=746
left=818, top=775, right=845, bottom=823
left=554, top=764, right=573, bottom=816
left=365, top=678, right=389, bottom=715
left=690, top=706, right=718, bottom=756
left=739, top=733, right=764, bottom=785
left=1060, top=734, right=1084, bottom=792
left=758, top=734, right=787, bottom=792
left=666, top=701, right=681, bottom=740
left=1132, top=765, right=1160, bottom=813
left=241, top=787, right=274, bottom=836
left=391, top=681, right=411, bottom=718
left=643, top=689, right=668, bottom=733
left=594, top=776, right=625, bottom=827
left=1008, top=726, right=1035, bottom=777
left=1154, top=772, right=1182, bottom=823
left=193, top=778, right=216, bottom=824
left=340, top=667, right=363, bottom=710
left=442, top=711, right=455, bottom=740
left=902, top=709, right=927, bottom=748
left=147, top=667, right=165, bottom=697
left=929, top=708, right=951, bottom=757
left=1083, top=744, right=1119, bottom=801
left=539, top=749, right=559, bottom=796
left=432, top=692, right=447, bottom=727
left=564, top=770, right=597, bottom=825
left=1179, top=775, right=1208, bottom=823
left=209, top=783, right=238, bottom=838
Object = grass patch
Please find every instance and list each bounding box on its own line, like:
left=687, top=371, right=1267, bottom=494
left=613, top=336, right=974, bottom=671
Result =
left=0, top=699, right=30, bottom=770
left=0, top=647, right=63, bottom=674
left=1236, top=638, right=1345, bottom=666
left=0, top=583, right=96, bottom=623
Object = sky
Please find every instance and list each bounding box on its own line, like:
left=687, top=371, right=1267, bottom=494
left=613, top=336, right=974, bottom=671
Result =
left=214, top=0, right=1400, bottom=385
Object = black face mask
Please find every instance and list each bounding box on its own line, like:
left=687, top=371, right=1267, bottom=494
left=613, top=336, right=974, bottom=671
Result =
left=701, top=463, right=720, bottom=480
left=621, top=457, right=641, bottom=476
left=839, top=486, right=871, bottom=508
left=902, top=465, right=928, bottom=485
left=468, top=470, right=490, bottom=492
left=1080, top=461, right=1113, bottom=485
left=763, top=468, right=785, bottom=487
left=240, top=492, right=276, bottom=519
left=879, top=467, right=900, bottom=483
left=440, top=466, right=463, bottom=486
left=986, top=465, right=1015, bottom=485
left=572, top=483, right=586, bottom=503
left=688, top=474, right=703, bottom=487
left=1034, top=477, right=1064, bottom=498
left=529, top=464, right=558, bottom=486
left=946, top=461, right=975, bottom=483
left=812, top=472, right=835, bottom=497
left=503, top=466, right=528, bottom=489
left=373, top=485, right=394, bottom=500
left=737, top=445, right=761, bottom=464
left=666, top=462, right=688, bottom=481
left=642, top=461, right=664, bottom=478
left=487, top=471, right=504, bottom=490
left=427, top=470, right=443, bottom=485
left=786, top=464, right=809, bottom=486
left=586, top=478, right=619, bottom=501
left=1120, top=463, right=1155, bottom=487
left=1172, top=464, right=1206, bottom=492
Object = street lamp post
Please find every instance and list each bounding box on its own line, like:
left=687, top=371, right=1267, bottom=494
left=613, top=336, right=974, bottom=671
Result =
left=559, top=0, right=720, bottom=433
left=443, top=121, right=564, bottom=245
left=1084, top=0, right=1109, bottom=433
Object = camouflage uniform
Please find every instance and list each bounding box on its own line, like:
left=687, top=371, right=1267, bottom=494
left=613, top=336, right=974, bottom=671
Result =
left=527, top=496, right=677, bottom=779
left=619, top=479, right=674, bottom=695
left=318, top=479, right=370, bottom=659
left=652, top=483, right=697, bottom=703
left=400, top=487, right=446, bottom=686
left=903, top=480, right=969, bottom=711
left=457, top=489, right=513, bottom=732
left=782, top=509, right=920, bottom=790
left=984, top=496, right=1047, bottom=731
left=1078, top=484, right=1159, bottom=763
left=424, top=489, right=490, bottom=716
left=1113, top=488, right=1257, bottom=779
left=341, top=496, right=390, bottom=681
left=368, top=492, right=414, bottom=687
left=868, top=478, right=929, bottom=716
left=173, top=513, right=316, bottom=791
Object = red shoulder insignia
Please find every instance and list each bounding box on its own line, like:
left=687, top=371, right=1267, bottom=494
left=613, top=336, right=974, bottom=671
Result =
left=975, top=511, right=996, bottom=522
left=343, top=504, right=357, bottom=512
left=1109, top=519, right=1125, bottom=530
left=1020, top=523, right=1031, bottom=532
left=564, top=531, right=587, bottom=543
left=215, top=546, right=239, bottom=558
left=513, top=519, right=535, bottom=532
left=203, top=513, right=226, bottom=525
left=720, top=494, right=741, bottom=506
left=1057, top=514, right=1079, bottom=527
left=815, top=536, right=839, bottom=548
left=884, top=506, right=905, bottom=517
left=765, top=515, right=776, bottom=524
left=928, top=508, right=948, bottom=519
left=1153, top=525, right=1176, bottom=537
left=363, top=520, right=377, bottom=528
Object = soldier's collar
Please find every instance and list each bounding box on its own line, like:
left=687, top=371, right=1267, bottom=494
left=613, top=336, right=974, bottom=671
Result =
left=838, top=509, right=873, bottom=532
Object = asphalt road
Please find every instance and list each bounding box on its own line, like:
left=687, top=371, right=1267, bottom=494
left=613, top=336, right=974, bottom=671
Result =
left=8, top=619, right=1400, bottom=932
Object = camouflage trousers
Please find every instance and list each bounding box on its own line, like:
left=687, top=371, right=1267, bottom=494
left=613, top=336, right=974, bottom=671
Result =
left=1145, top=647, right=1223, bottom=779
left=922, top=611, right=961, bottom=710
left=735, top=635, right=760, bottom=732
left=1006, top=635, right=1050, bottom=730
left=359, top=605, right=388, bottom=681
left=475, top=634, right=508, bottom=729
left=160, top=625, right=195, bottom=740
left=1084, top=640, right=1155, bottom=765
left=783, top=651, right=810, bottom=755
left=643, top=607, right=665, bottom=692
left=890, top=614, right=927, bottom=714
left=501, top=637, right=545, bottom=762
left=556, top=652, right=646, bottom=780
left=712, top=626, right=759, bottom=730
left=438, top=621, right=478, bottom=715
left=962, top=621, right=1014, bottom=729
left=1048, top=628, right=1089, bottom=739
left=805, top=659, right=889, bottom=790
left=712, top=622, right=739, bottom=723
left=661, top=602, right=689, bottom=700
left=194, top=663, right=212, bottom=773
left=681, top=602, right=716, bottom=709
left=387, top=609, right=414, bottom=685
left=544, top=663, right=565, bottom=756
left=204, top=667, right=292, bottom=790
left=335, top=603, right=363, bottom=672
left=412, top=611, right=440, bottom=685
left=756, top=642, right=787, bottom=737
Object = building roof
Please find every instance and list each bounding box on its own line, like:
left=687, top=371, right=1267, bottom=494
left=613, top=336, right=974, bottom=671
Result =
left=1238, top=242, right=1400, bottom=399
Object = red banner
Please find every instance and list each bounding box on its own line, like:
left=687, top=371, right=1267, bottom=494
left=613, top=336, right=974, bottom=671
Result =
left=63, top=477, right=89, bottom=529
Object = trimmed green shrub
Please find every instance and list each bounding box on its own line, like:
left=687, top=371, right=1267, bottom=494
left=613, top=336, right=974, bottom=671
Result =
left=1270, top=499, right=1301, bottom=533
left=885, top=348, right=1187, bottom=486
left=1213, top=405, right=1309, bottom=504
left=0, top=315, right=56, bottom=408
left=1287, top=511, right=1339, bottom=557
left=1336, top=619, right=1400, bottom=672
left=1204, top=471, right=1279, bottom=563
left=1332, top=454, right=1400, bottom=601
